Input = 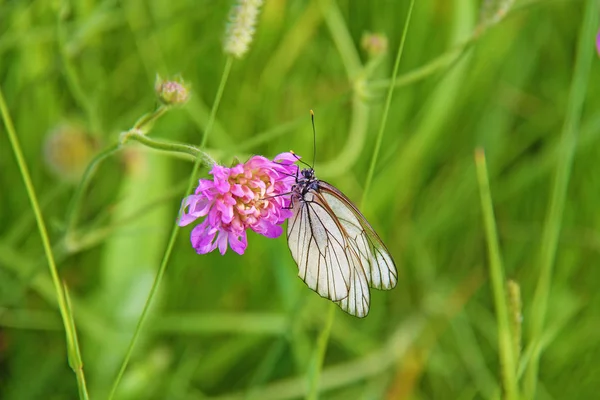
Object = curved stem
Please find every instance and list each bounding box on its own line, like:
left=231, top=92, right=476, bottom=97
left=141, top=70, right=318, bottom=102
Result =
left=122, top=131, right=215, bottom=165
left=64, top=143, right=121, bottom=240
left=132, top=105, right=170, bottom=133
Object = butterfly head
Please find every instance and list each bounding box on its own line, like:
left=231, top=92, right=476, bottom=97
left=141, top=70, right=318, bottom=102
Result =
left=290, top=167, right=319, bottom=201
left=301, top=168, right=315, bottom=181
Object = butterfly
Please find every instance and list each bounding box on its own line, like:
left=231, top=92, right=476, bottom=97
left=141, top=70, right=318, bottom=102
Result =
left=285, top=113, right=397, bottom=318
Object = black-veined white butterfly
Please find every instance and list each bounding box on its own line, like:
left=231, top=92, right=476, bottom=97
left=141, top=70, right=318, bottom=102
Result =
left=285, top=112, right=397, bottom=318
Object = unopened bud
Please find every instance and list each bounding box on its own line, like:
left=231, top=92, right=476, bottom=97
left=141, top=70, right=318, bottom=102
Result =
left=155, top=75, right=190, bottom=106
left=361, top=32, right=388, bottom=58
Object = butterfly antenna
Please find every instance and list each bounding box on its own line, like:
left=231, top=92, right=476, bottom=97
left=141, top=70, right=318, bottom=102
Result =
left=310, top=109, right=316, bottom=169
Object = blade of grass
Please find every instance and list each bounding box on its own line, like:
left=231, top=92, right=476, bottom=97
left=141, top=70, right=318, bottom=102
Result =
left=107, top=56, right=233, bottom=400
left=0, top=84, right=88, bottom=398
left=63, top=283, right=90, bottom=400
left=474, top=148, right=518, bottom=400
left=361, top=0, right=415, bottom=206
left=524, top=1, right=597, bottom=398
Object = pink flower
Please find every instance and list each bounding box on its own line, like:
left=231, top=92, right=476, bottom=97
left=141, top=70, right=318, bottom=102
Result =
left=178, top=152, right=298, bottom=255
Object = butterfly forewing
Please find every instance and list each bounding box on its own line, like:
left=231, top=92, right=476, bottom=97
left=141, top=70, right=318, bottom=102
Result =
left=319, top=182, right=398, bottom=291
left=287, top=191, right=352, bottom=302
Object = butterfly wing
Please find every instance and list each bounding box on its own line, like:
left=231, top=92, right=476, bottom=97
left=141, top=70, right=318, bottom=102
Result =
left=318, top=181, right=398, bottom=291
left=286, top=179, right=396, bottom=318
left=286, top=191, right=355, bottom=303
left=287, top=189, right=375, bottom=317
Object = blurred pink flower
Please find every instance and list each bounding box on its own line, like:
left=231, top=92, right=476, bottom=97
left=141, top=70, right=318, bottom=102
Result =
left=179, top=152, right=298, bottom=255
left=597, top=28, right=600, bottom=56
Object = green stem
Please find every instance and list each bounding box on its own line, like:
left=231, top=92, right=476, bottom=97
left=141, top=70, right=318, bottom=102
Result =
left=122, top=131, right=214, bottom=165
left=319, top=0, right=362, bottom=81
left=367, top=0, right=517, bottom=94
left=361, top=0, right=415, bottom=206
left=107, top=57, right=232, bottom=400
left=132, top=105, right=170, bottom=133
left=64, top=143, right=121, bottom=240
left=368, top=47, right=464, bottom=92
left=0, top=85, right=89, bottom=398
left=63, top=283, right=89, bottom=400
left=201, top=57, right=233, bottom=148
left=524, top=1, right=596, bottom=398
left=474, top=149, right=518, bottom=400
left=307, top=303, right=335, bottom=400
left=316, top=92, right=369, bottom=177
left=65, top=105, right=173, bottom=243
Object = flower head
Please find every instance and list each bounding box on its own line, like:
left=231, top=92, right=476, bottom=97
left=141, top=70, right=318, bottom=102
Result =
left=179, top=152, right=298, bottom=255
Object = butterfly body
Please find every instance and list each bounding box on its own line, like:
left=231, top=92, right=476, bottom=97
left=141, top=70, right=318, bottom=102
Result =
left=287, top=166, right=397, bottom=317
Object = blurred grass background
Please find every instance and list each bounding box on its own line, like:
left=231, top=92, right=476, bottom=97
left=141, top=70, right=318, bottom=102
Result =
left=1, top=0, right=599, bottom=398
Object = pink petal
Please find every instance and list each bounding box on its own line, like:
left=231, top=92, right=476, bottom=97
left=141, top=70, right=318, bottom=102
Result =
left=230, top=164, right=244, bottom=175
left=217, top=230, right=229, bottom=255
left=216, top=199, right=234, bottom=223
left=231, top=184, right=245, bottom=197
left=274, top=152, right=299, bottom=164
left=228, top=231, right=247, bottom=255
left=215, top=179, right=231, bottom=193
left=191, top=222, right=218, bottom=254
left=178, top=196, right=212, bottom=226
left=196, top=179, right=214, bottom=194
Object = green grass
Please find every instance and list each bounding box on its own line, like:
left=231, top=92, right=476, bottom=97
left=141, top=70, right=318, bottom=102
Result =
left=1, top=0, right=599, bottom=399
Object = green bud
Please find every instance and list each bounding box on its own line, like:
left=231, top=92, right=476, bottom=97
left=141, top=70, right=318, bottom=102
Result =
left=155, top=75, right=190, bottom=106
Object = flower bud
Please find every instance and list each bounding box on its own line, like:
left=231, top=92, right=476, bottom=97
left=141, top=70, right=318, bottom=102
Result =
left=154, top=75, right=190, bottom=106
left=361, top=32, right=388, bottom=58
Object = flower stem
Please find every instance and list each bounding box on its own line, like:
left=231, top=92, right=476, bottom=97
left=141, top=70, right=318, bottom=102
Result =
left=361, top=0, right=415, bottom=206
left=524, top=1, right=596, bottom=398
left=201, top=57, right=233, bottom=148
left=107, top=57, right=233, bottom=400
left=132, top=105, right=170, bottom=133
left=65, top=143, right=121, bottom=240
left=307, top=302, right=335, bottom=400
left=319, top=0, right=361, bottom=81
left=0, top=85, right=89, bottom=399
left=121, top=131, right=214, bottom=165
